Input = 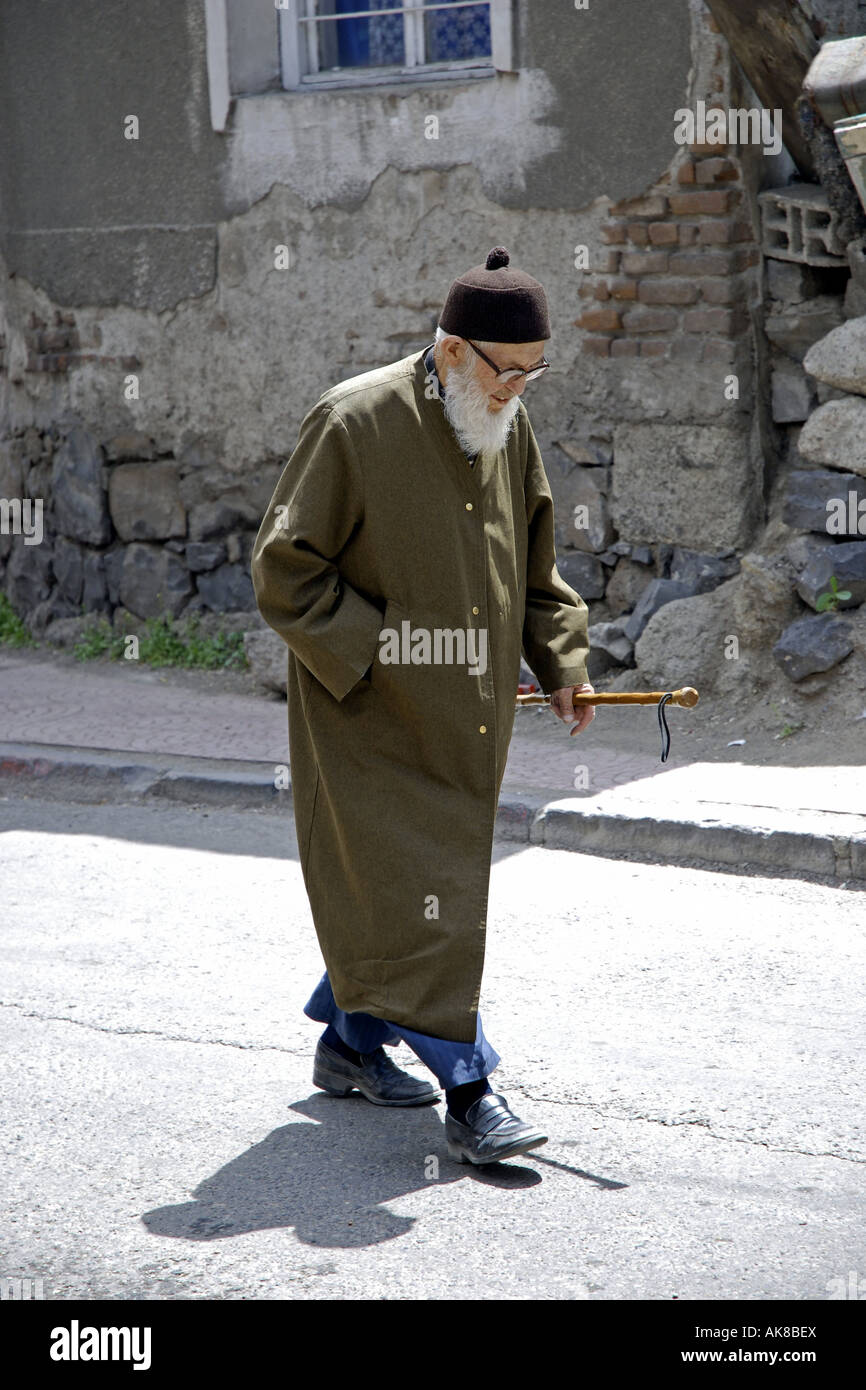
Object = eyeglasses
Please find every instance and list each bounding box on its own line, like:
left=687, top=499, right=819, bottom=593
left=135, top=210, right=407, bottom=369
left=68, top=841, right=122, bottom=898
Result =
left=465, top=339, right=550, bottom=385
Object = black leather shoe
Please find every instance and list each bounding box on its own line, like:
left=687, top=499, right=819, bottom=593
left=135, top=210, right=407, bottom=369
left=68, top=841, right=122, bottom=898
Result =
left=313, top=1039, right=441, bottom=1107
left=445, top=1091, right=548, bottom=1164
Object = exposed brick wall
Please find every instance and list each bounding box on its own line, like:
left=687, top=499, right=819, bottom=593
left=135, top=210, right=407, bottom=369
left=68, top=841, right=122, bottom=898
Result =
left=576, top=146, right=760, bottom=364
left=16, top=311, right=139, bottom=375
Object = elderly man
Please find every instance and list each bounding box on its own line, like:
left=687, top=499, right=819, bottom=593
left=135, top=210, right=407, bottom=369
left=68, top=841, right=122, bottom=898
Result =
left=250, top=247, right=594, bottom=1166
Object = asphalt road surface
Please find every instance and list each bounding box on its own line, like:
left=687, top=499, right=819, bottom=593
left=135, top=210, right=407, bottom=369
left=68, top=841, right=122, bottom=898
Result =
left=1, top=793, right=862, bottom=1301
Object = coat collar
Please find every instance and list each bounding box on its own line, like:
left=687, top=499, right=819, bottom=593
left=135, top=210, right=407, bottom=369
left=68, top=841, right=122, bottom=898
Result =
left=423, top=343, right=446, bottom=401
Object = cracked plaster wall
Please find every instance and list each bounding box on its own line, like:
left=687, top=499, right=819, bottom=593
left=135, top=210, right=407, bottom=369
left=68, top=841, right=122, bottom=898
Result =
left=1, top=0, right=766, bottom=646
left=0, top=0, right=695, bottom=454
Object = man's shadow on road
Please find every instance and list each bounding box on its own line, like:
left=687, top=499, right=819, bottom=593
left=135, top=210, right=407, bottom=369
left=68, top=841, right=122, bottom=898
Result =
left=142, top=1093, right=622, bottom=1249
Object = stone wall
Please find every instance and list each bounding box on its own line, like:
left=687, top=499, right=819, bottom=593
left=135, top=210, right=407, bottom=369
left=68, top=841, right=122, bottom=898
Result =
left=0, top=419, right=279, bottom=638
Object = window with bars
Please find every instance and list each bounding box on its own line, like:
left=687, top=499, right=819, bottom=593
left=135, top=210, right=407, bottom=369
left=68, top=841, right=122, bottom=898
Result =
left=279, top=0, right=512, bottom=88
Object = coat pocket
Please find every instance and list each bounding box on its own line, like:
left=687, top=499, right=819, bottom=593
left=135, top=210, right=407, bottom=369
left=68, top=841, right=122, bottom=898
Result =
left=368, top=596, right=475, bottom=749
left=297, top=656, right=316, bottom=716
left=329, top=598, right=391, bottom=699
left=369, top=596, right=406, bottom=692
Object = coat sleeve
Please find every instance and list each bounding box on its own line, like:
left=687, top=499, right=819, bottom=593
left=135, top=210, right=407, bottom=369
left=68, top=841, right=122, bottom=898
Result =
left=250, top=401, right=384, bottom=702
left=521, top=414, right=592, bottom=693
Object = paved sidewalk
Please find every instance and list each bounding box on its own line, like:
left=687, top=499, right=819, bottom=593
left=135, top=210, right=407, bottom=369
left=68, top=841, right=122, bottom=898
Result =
left=1, top=648, right=864, bottom=882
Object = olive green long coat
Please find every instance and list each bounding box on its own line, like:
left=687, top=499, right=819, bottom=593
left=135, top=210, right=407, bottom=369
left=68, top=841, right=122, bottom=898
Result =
left=250, top=344, right=590, bottom=1043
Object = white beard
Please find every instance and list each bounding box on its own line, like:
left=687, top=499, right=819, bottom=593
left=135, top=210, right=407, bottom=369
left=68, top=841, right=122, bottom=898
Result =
left=442, top=351, right=521, bottom=457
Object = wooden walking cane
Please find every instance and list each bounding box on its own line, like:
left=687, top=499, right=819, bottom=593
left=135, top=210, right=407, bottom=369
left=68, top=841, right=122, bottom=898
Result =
left=514, top=686, right=700, bottom=762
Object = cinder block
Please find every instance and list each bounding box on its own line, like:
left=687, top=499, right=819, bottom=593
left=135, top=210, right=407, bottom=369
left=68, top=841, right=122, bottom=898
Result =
left=758, top=185, right=846, bottom=266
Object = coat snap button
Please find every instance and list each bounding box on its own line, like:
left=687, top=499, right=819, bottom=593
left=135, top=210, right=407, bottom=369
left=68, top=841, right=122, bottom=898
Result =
left=465, top=502, right=473, bottom=510
left=479, top=725, right=487, bottom=734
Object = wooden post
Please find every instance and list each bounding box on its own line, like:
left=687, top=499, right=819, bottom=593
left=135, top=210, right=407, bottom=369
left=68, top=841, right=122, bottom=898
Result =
left=704, top=0, right=821, bottom=178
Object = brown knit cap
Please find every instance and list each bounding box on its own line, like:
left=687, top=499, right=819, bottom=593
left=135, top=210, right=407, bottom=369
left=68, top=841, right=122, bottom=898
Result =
left=439, top=246, right=551, bottom=343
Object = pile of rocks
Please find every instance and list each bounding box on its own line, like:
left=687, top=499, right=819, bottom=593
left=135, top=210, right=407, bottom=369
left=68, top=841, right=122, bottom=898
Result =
left=765, top=257, right=847, bottom=431
left=582, top=545, right=741, bottom=682
left=769, top=311, right=866, bottom=682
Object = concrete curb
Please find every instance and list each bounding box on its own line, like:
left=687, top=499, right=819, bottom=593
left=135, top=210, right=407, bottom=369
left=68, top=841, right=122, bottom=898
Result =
left=2, top=741, right=864, bottom=884
left=0, top=742, right=286, bottom=811
left=495, top=792, right=866, bottom=883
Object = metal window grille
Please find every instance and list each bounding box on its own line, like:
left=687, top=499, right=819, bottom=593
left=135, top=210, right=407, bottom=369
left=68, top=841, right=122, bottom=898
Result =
left=279, top=0, right=511, bottom=87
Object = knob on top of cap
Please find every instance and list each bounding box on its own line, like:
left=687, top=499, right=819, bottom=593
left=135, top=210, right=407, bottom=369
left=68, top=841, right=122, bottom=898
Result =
left=485, top=246, right=510, bottom=270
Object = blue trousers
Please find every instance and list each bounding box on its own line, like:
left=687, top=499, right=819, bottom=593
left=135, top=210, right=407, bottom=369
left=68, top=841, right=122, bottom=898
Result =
left=303, top=971, right=500, bottom=1090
